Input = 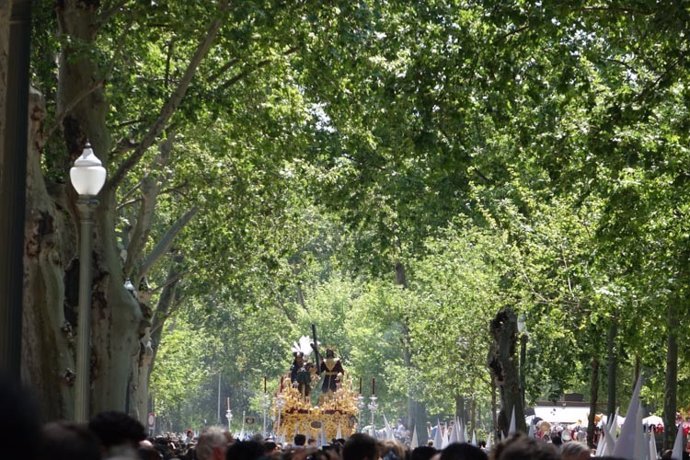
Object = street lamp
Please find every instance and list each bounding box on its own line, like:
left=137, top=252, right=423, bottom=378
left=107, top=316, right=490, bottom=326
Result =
left=368, top=395, right=378, bottom=436
left=226, top=407, right=233, bottom=432
left=356, top=395, right=365, bottom=432
left=262, top=393, right=271, bottom=438
left=70, top=142, right=106, bottom=423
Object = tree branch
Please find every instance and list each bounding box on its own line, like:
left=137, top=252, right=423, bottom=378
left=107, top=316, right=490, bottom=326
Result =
left=97, top=0, right=133, bottom=27
left=139, top=206, right=199, bottom=279
left=124, top=134, right=176, bottom=278
left=218, top=46, right=299, bottom=92
left=107, top=0, right=231, bottom=190
left=45, top=79, right=105, bottom=141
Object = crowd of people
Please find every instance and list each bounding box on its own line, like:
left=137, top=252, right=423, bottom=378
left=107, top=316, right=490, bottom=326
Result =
left=3, top=372, right=689, bottom=460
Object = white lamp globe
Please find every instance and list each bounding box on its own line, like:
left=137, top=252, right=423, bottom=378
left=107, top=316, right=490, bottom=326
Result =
left=70, top=142, right=106, bottom=196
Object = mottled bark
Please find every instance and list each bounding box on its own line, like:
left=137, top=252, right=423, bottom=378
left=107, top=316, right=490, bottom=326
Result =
left=131, top=256, right=182, bottom=423
left=22, top=88, right=76, bottom=420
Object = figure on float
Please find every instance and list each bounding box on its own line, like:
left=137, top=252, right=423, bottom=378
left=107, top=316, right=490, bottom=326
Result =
left=319, top=348, right=344, bottom=394
left=290, top=336, right=317, bottom=399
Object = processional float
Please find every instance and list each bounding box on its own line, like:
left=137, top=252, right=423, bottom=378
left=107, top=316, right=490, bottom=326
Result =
left=271, top=327, right=361, bottom=441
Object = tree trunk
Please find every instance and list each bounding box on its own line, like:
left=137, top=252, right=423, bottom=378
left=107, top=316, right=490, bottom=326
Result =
left=411, top=399, right=429, bottom=445
left=24, top=1, right=142, bottom=418
left=0, top=0, right=8, bottom=145
left=663, top=303, right=678, bottom=450
left=455, top=395, right=465, bottom=422
left=22, top=88, right=77, bottom=420
left=606, top=321, right=617, bottom=417
left=469, top=398, right=477, bottom=437
left=587, top=357, right=599, bottom=448
left=491, top=378, right=497, bottom=439
left=132, top=256, right=182, bottom=423
left=487, top=307, right=526, bottom=435
left=395, top=261, right=428, bottom=437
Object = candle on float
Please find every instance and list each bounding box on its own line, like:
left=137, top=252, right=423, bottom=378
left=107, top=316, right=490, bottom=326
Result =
left=359, top=377, right=362, bottom=394
left=227, top=397, right=230, bottom=411
left=264, top=376, right=267, bottom=393
left=372, top=378, right=376, bottom=395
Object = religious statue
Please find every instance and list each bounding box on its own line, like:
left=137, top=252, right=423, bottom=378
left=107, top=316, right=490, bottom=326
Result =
left=290, top=336, right=316, bottom=398
left=319, top=348, right=344, bottom=393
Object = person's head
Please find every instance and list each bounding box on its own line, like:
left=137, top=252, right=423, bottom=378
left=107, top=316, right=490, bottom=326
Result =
left=294, top=352, right=305, bottom=364
left=197, top=426, right=229, bottom=460
left=40, top=421, right=101, bottom=460
left=226, top=440, right=264, bottom=460
left=382, top=440, right=406, bottom=460
left=0, top=373, right=41, bottom=460
left=343, top=433, right=379, bottom=460
left=89, top=410, right=147, bottom=456
left=441, top=442, right=488, bottom=460
left=411, top=445, right=438, bottom=460
left=139, top=440, right=164, bottom=460
left=559, top=441, right=590, bottom=460
left=294, top=434, right=307, bottom=447
left=490, top=433, right=559, bottom=460
left=264, top=440, right=278, bottom=454
left=326, top=349, right=335, bottom=359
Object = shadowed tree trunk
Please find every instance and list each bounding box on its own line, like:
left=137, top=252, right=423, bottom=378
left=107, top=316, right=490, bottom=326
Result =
left=606, top=321, right=617, bottom=417
left=587, top=357, right=599, bottom=448
left=395, top=261, right=428, bottom=437
left=487, top=307, right=526, bottom=435
left=663, top=302, right=678, bottom=450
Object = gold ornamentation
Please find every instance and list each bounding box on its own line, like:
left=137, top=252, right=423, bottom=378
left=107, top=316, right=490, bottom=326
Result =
left=273, top=374, right=360, bottom=440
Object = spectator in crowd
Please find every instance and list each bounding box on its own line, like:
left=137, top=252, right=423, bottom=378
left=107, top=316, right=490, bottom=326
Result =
left=197, top=426, right=229, bottom=460
left=559, top=441, right=590, bottom=460
left=381, top=439, right=407, bottom=460
left=0, top=373, right=42, bottom=460
left=226, top=440, right=264, bottom=460
left=441, top=442, right=488, bottom=460
left=343, top=433, right=379, bottom=460
left=490, top=433, right=559, bottom=460
left=40, top=420, right=102, bottom=460
left=411, top=445, right=438, bottom=460
left=294, top=434, right=307, bottom=448
left=89, top=411, right=147, bottom=459
left=138, top=439, right=163, bottom=460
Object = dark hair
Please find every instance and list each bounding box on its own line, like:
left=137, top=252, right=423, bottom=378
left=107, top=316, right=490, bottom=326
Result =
left=226, top=440, right=264, bottom=460
left=411, top=445, right=437, bottom=460
left=89, top=410, right=147, bottom=448
left=492, top=433, right=559, bottom=460
left=441, top=442, right=487, bottom=460
left=0, top=373, right=41, bottom=460
left=40, top=421, right=101, bottom=460
left=343, top=433, right=379, bottom=460
left=294, top=434, right=307, bottom=446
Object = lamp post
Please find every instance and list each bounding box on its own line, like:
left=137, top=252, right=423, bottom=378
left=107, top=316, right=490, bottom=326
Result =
left=368, top=395, right=378, bottom=436
left=356, top=395, right=365, bottom=432
left=70, top=142, right=106, bottom=423
left=275, top=393, right=285, bottom=440
left=262, top=393, right=271, bottom=438
left=517, top=314, right=528, bottom=410
left=226, top=407, right=233, bottom=432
